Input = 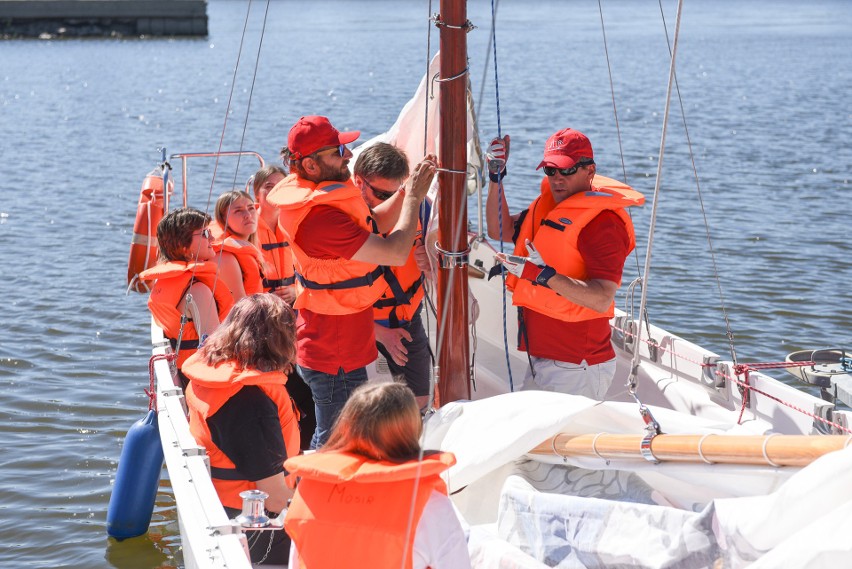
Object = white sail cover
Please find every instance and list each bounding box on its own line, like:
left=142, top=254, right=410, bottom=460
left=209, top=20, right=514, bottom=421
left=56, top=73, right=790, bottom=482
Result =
left=424, top=392, right=852, bottom=568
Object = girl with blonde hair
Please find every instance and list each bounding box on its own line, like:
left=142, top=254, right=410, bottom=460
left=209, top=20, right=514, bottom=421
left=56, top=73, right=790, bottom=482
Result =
left=251, top=165, right=297, bottom=304
left=213, top=190, right=266, bottom=300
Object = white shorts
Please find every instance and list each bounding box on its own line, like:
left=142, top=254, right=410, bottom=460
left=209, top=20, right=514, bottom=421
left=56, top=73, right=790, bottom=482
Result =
left=521, top=356, right=616, bottom=400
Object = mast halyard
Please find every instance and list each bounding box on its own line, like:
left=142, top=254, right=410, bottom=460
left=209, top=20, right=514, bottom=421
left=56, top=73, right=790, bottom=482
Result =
left=435, top=0, right=471, bottom=405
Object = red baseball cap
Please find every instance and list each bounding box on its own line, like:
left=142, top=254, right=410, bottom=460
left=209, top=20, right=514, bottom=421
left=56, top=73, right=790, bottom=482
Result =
left=536, top=128, right=594, bottom=170
left=287, top=116, right=360, bottom=159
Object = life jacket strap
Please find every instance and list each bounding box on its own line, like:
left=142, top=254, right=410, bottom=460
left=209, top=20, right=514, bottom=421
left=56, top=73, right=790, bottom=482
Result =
left=263, top=276, right=296, bottom=289
left=169, top=337, right=199, bottom=351
left=373, top=274, right=424, bottom=309
left=261, top=241, right=289, bottom=251
left=295, top=265, right=385, bottom=291
left=541, top=218, right=566, bottom=231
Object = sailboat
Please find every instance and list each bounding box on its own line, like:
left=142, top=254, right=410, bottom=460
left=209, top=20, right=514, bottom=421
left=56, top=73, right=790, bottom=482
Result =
left=127, top=0, right=852, bottom=567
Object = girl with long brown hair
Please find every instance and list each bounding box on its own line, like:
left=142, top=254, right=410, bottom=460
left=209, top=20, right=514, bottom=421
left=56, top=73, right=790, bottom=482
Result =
left=182, top=293, right=301, bottom=565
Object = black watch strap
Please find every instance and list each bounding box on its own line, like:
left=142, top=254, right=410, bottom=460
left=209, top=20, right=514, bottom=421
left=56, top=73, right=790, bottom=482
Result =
left=489, top=167, right=508, bottom=183
left=535, top=265, right=557, bottom=287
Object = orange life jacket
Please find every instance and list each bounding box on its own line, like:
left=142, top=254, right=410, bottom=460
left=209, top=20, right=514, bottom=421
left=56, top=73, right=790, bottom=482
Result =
left=373, top=220, right=425, bottom=327
left=139, top=261, right=234, bottom=367
left=256, top=215, right=295, bottom=292
left=182, top=356, right=301, bottom=510
left=284, top=451, right=455, bottom=569
left=269, top=174, right=393, bottom=315
left=510, top=175, right=644, bottom=323
left=213, top=236, right=265, bottom=296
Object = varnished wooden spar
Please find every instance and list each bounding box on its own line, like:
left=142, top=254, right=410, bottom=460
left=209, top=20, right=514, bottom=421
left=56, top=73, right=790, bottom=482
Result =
left=435, top=0, right=472, bottom=405
left=529, top=433, right=852, bottom=467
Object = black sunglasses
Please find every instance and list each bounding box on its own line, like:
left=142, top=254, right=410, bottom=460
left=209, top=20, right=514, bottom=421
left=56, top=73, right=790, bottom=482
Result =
left=312, top=144, right=346, bottom=158
left=193, top=228, right=212, bottom=239
left=544, top=160, right=594, bottom=177
left=363, top=178, right=399, bottom=201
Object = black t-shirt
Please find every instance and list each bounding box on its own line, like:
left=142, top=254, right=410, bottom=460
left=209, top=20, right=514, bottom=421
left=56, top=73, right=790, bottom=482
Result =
left=207, top=385, right=288, bottom=481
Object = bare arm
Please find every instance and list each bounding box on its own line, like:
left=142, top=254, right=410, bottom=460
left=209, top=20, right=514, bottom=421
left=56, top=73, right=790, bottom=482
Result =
left=484, top=135, right=517, bottom=242
left=352, top=155, right=436, bottom=267
left=546, top=275, right=619, bottom=314
left=179, top=282, right=220, bottom=338
left=253, top=472, right=294, bottom=514
left=217, top=252, right=247, bottom=301
left=369, top=189, right=406, bottom=234
left=496, top=238, right=619, bottom=314
left=486, top=179, right=517, bottom=242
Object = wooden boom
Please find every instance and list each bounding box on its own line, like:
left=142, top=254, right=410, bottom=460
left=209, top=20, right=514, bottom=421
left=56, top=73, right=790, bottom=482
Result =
left=529, top=433, right=852, bottom=467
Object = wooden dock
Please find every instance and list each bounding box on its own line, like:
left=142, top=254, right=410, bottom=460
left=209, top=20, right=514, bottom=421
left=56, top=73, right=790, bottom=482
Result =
left=0, top=0, right=208, bottom=38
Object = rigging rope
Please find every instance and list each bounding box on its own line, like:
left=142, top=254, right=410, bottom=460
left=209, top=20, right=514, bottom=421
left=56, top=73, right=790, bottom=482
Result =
left=656, top=0, right=738, bottom=366
left=611, top=319, right=852, bottom=434
left=172, top=0, right=268, bottom=360
left=625, top=0, right=685, bottom=400
left=486, top=0, right=515, bottom=391
left=405, top=5, right=437, bottom=568
left=595, top=0, right=644, bottom=282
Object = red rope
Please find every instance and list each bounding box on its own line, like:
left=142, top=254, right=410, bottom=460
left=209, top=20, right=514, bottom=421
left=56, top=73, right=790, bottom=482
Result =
left=146, top=353, right=177, bottom=411
left=725, top=365, right=851, bottom=434
left=610, top=322, right=850, bottom=434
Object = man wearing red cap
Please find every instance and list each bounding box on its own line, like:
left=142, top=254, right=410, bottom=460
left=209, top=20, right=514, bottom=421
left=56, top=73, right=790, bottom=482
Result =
left=267, top=116, right=436, bottom=448
left=485, top=129, right=644, bottom=398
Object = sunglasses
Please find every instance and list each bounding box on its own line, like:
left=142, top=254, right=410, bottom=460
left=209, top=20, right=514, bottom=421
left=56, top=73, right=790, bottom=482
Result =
left=193, top=228, right=212, bottom=239
left=363, top=178, right=399, bottom=201
left=312, top=144, right=346, bottom=158
left=544, top=160, right=594, bottom=177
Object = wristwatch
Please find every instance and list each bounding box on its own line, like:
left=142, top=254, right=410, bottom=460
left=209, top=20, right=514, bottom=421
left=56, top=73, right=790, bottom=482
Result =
left=535, top=265, right=557, bottom=287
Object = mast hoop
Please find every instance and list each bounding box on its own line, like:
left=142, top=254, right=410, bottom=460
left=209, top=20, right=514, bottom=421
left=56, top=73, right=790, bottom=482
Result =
left=551, top=435, right=568, bottom=463
left=432, top=16, right=475, bottom=32
left=435, top=166, right=467, bottom=175
left=762, top=433, right=781, bottom=468
left=434, top=244, right=470, bottom=269
left=697, top=434, right=714, bottom=464
left=430, top=68, right=470, bottom=100
left=591, top=433, right=610, bottom=465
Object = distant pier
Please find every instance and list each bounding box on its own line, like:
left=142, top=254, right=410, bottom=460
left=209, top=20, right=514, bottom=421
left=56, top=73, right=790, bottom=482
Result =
left=0, top=0, right=208, bottom=39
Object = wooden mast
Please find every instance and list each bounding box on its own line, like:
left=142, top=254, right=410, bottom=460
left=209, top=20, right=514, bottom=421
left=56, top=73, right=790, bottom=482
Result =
left=435, top=0, right=471, bottom=405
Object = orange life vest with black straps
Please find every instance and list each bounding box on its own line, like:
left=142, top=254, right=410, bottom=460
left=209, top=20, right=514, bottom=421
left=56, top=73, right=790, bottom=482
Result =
left=373, top=219, right=425, bottom=327
left=139, top=261, right=234, bottom=367
left=256, top=215, right=295, bottom=292
left=510, top=175, right=644, bottom=323
left=213, top=236, right=265, bottom=296
left=269, top=174, right=395, bottom=315
left=182, top=356, right=301, bottom=510
left=284, top=450, right=455, bottom=569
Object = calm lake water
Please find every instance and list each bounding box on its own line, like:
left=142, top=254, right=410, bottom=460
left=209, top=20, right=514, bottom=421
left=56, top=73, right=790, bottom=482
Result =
left=0, top=0, right=849, bottom=566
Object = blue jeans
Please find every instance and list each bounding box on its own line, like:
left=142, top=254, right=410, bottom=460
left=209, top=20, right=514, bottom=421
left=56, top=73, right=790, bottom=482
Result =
left=298, top=365, right=368, bottom=449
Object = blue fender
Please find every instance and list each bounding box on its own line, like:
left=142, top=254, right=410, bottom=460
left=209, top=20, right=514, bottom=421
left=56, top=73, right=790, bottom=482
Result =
left=107, top=409, right=164, bottom=540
